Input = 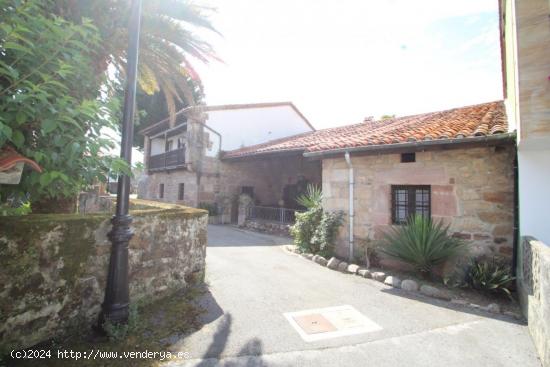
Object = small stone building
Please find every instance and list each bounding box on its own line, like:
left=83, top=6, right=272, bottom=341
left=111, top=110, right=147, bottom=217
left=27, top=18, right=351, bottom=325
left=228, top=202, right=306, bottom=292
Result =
left=225, top=101, right=516, bottom=265
left=138, top=102, right=321, bottom=222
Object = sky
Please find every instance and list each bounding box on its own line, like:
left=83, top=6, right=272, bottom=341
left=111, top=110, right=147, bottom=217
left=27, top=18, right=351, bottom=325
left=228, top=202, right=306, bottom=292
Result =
left=193, top=0, right=503, bottom=129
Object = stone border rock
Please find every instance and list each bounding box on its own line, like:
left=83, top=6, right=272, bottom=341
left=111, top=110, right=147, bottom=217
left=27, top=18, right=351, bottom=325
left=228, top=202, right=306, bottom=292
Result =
left=296, top=253, right=523, bottom=320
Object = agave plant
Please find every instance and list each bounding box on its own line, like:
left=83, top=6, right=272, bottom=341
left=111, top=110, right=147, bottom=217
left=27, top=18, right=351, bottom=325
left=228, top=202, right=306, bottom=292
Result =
left=467, top=258, right=515, bottom=297
left=380, top=215, right=467, bottom=276
left=295, top=184, right=322, bottom=209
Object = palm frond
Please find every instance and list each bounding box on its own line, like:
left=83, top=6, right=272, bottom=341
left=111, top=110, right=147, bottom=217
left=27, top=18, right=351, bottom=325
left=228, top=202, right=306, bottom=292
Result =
left=296, top=184, right=323, bottom=209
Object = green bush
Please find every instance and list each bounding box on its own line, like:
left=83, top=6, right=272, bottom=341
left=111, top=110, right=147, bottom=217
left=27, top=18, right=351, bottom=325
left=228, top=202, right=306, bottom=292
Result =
left=291, top=205, right=344, bottom=257
left=380, top=215, right=467, bottom=276
left=0, top=0, right=129, bottom=211
left=466, top=258, right=515, bottom=297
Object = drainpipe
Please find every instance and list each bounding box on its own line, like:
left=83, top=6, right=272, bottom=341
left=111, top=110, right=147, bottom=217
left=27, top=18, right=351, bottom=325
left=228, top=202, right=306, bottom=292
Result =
left=512, top=151, right=519, bottom=276
left=344, top=152, right=354, bottom=262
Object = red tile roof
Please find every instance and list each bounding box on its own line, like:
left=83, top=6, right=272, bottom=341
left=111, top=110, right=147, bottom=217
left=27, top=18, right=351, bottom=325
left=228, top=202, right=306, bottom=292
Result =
left=0, top=147, right=42, bottom=172
left=223, top=101, right=508, bottom=159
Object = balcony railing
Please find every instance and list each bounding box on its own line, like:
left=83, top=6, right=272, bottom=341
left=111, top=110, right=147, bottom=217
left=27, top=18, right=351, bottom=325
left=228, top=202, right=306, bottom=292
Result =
left=246, top=205, right=301, bottom=224
left=148, top=148, right=186, bottom=171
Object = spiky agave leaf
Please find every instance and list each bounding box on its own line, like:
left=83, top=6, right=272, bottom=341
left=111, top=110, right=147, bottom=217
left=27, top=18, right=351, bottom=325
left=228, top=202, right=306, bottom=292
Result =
left=380, top=215, right=467, bottom=275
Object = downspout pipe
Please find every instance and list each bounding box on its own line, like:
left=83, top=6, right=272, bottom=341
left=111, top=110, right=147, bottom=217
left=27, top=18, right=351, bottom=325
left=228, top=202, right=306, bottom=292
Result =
left=344, top=152, right=354, bottom=262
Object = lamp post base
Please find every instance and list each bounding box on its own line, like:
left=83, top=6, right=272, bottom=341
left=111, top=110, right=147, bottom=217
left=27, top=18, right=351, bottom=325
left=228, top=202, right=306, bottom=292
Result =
left=97, top=214, right=133, bottom=330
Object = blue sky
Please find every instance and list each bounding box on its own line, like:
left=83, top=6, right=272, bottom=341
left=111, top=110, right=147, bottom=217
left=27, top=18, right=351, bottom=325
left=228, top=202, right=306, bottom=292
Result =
left=194, top=0, right=503, bottom=129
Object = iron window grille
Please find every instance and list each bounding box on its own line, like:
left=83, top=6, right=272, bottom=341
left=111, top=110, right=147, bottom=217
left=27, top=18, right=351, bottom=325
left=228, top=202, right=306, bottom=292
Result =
left=391, top=185, right=430, bottom=224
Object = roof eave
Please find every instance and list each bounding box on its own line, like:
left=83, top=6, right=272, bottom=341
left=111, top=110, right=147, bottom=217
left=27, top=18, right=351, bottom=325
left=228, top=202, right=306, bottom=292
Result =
left=221, top=148, right=306, bottom=161
left=302, top=132, right=516, bottom=158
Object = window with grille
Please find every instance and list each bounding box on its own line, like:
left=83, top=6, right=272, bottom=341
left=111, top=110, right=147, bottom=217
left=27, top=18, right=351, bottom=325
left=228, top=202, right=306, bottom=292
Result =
left=178, top=183, right=185, bottom=200
left=391, top=185, right=430, bottom=224
left=159, top=183, right=164, bottom=199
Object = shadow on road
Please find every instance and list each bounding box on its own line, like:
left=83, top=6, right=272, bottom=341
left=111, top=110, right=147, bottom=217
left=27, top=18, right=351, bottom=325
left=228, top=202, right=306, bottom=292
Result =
left=193, top=313, right=267, bottom=367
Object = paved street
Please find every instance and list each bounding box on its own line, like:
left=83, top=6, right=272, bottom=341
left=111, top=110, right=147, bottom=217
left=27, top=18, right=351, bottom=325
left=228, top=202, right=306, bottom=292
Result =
left=169, top=225, right=540, bottom=367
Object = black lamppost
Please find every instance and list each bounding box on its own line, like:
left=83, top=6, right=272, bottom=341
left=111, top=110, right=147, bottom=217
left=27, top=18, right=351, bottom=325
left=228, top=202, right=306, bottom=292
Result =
left=99, top=0, right=142, bottom=327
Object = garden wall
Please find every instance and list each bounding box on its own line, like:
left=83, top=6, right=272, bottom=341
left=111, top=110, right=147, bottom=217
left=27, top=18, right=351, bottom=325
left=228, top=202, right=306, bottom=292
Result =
left=517, top=236, right=550, bottom=367
left=0, top=200, right=207, bottom=351
left=241, top=219, right=292, bottom=237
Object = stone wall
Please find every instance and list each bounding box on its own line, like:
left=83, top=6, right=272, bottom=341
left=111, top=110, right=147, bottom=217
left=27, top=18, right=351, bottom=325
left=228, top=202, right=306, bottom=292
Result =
left=517, top=236, right=550, bottom=367
left=241, top=219, right=292, bottom=237
left=139, top=169, right=200, bottom=206
left=139, top=153, right=322, bottom=219
left=220, top=155, right=321, bottom=207
left=0, top=200, right=207, bottom=351
left=322, top=146, right=515, bottom=266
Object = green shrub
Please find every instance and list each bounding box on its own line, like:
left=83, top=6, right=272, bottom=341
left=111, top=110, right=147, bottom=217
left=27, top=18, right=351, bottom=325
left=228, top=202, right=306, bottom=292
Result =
left=467, top=258, right=515, bottom=297
left=102, top=303, right=139, bottom=342
left=380, top=215, right=467, bottom=276
left=291, top=206, right=343, bottom=257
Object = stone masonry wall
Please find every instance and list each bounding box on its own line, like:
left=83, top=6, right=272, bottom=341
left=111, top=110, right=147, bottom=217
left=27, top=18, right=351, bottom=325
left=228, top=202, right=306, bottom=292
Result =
left=0, top=200, right=207, bottom=351
left=517, top=236, right=550, bottom=367
left=140, top=169, right=199, bottom=207
left=139, top=154, right=321, bottom=218
left=219, top=155, right=321, bottom=207
left=322, top=146, right=515, bottom=265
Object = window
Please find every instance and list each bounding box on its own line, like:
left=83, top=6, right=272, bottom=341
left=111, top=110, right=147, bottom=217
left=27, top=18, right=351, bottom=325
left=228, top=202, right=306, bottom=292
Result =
left=401, top=152, right=416, bottom=163
left=178, top=183, right=185, bottom=200
left=166, top=140, right=173, bottom=152
left=177, top=137, right=185, bottom=149
left=159, top=183, right=164, bottom=199
left=241, top=186, right=254, bottom=198
left=391, top=185, right=430, bottom=224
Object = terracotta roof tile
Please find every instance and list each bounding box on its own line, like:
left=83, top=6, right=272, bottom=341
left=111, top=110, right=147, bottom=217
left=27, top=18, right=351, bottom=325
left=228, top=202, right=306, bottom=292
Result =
left=223, top=101, right=509, bottom=159
left=0, top=147, right=42, bottom=172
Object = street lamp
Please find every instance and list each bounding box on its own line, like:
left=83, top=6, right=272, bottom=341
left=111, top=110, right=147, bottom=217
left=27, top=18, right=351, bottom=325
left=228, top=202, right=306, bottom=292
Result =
left=98, top=0, right=142, bottom=327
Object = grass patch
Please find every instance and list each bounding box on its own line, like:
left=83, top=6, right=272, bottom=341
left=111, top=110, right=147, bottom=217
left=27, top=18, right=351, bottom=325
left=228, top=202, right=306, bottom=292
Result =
left=7, top=286, right=206, bottom=367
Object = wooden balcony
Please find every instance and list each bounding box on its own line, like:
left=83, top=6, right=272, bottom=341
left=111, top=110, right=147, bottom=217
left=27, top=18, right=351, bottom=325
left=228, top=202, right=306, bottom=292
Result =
left=148, top=148, right=186, bottom=171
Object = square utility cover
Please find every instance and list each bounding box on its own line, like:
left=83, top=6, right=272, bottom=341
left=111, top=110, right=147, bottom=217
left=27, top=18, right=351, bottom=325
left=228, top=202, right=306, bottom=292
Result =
left=284, top=305, right=382, bottom=342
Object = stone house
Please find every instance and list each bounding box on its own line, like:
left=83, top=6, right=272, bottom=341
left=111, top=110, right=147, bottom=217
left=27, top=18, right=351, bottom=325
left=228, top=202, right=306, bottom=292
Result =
left=139, top=99, right=515, bottom=264
left=225, top=101, right=515, bottom=264
left=138, top=102, right=322, bottom=222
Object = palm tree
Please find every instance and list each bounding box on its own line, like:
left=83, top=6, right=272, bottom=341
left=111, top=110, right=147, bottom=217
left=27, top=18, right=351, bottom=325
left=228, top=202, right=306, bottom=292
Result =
left=56, top=0, right=220, bottom=123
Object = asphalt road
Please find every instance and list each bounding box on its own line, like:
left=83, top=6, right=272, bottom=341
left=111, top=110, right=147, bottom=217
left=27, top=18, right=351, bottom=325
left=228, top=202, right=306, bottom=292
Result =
left=168, top=225, right=540, bottom=367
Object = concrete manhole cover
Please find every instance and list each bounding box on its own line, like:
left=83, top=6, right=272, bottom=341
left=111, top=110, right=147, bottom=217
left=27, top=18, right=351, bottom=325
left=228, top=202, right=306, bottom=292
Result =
left=284, top=305, right=382, bottom=342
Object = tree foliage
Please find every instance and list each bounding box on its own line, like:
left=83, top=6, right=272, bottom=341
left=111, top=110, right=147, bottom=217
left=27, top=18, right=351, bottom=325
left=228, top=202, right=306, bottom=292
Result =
left=56, top=0, right=219, bottom=123
left=0, top=0, right=129, bottom=210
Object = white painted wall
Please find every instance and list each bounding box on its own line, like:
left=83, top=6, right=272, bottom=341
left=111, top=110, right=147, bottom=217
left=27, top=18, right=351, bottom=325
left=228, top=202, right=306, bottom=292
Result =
left=150, top=138, right=165, bottom=155
left=204, top=105, right=313, bottom=151
left=518, top=149, right=550, bottom=244
left=150, top=134, right=186, bottom=155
